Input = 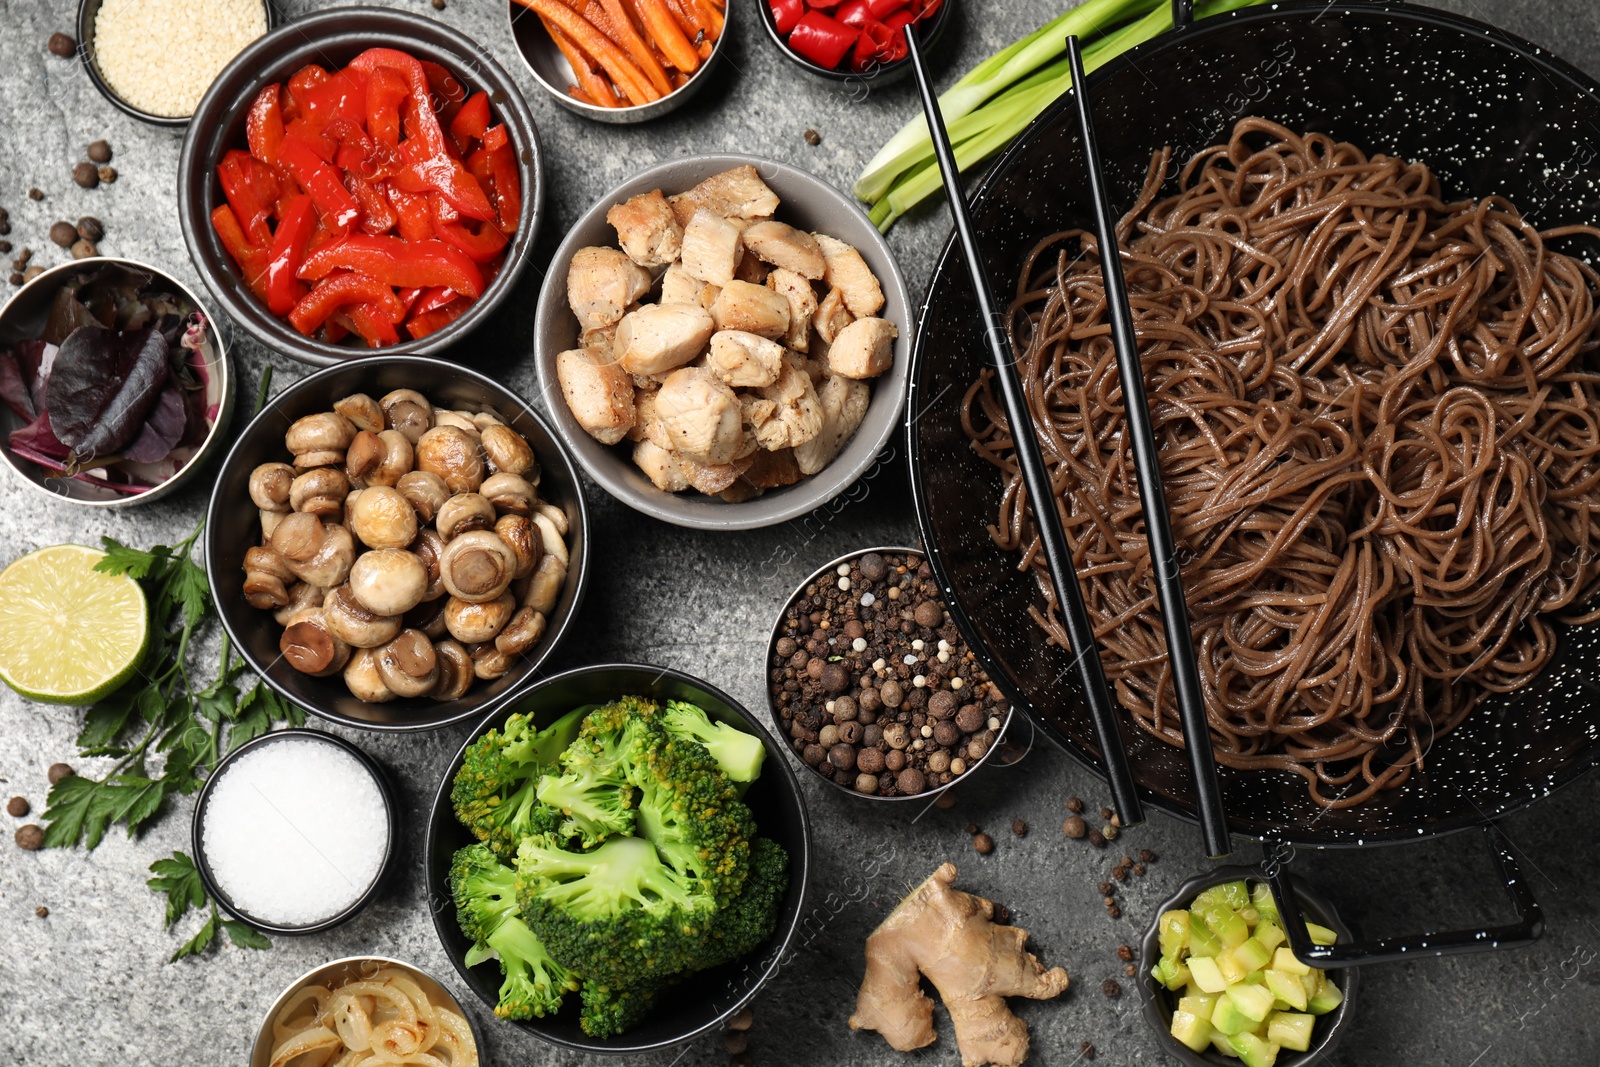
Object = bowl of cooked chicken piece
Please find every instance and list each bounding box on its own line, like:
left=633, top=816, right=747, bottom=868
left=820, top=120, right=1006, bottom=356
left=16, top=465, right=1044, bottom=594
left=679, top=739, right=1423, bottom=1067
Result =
left=534, top=155, right=911, bottom=530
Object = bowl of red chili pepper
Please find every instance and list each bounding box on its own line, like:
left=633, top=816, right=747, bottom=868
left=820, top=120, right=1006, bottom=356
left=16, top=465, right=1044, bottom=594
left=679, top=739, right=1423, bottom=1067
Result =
left=758, top=0, right=951, bottom=83
left=176, top=7, right=542, bottom=366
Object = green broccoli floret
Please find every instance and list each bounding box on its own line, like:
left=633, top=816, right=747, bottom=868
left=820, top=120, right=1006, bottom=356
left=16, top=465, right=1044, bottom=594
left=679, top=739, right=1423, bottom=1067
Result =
left=578, top=978, right=663, bottom=1038
left=450, top=844, right=578, bottom=1020
left=661, top=700, right=767, bottom=789
left=695, top=837, right=789, bottom=972
left=629, top=724, right=756, bottom=908
left=452, top=707, right=588, bottom=859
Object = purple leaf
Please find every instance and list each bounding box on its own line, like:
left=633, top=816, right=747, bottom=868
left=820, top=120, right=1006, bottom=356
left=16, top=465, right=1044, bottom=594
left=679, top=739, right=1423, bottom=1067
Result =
left=0, top=351, right=34, bottom=421
left=9, top=411, right=69, bottom=459
left=45, top=325, right=170, bottom=458
left=123, top=386, right=186, bottom=463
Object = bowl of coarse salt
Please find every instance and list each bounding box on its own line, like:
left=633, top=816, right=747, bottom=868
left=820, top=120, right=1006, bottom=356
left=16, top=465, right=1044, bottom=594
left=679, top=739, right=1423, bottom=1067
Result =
left=192, top=729, right=398, bottom=935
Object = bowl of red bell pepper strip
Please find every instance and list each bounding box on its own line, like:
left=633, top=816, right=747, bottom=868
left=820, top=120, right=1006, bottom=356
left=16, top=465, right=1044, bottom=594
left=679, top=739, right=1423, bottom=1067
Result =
left=758, top=0, right=950, bottom=82
left=177, top=7, right=542, bottom=366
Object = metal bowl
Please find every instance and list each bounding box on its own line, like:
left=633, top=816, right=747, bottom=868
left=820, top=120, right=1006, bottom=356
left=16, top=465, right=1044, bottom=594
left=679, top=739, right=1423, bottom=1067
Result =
left=177, top=7, right=544, bottom=366
left=764, top=544, right=1014, bottom=801
left=0, top=258, right=234, bottom=508
left=191, top=728, right=398, bottom=935
left=755, top=0, right=955, bottom=87
left=250, top=955, right=483, bottom=1067
left=533, top=154, right=912, bottom=530
left=77, top=0, right=278, bottom=127
left=204, top=355, right=589, bottom=731
left=1138, top=866, right=1357, bottom=1067
left=505, top=0, right=733, bottom=123
left=424, top=662, right=812, bottom=1053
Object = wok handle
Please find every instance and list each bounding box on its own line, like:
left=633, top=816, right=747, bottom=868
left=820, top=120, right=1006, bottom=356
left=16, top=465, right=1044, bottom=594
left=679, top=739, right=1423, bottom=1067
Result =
left=1265, top=825, right=1543, bottom=967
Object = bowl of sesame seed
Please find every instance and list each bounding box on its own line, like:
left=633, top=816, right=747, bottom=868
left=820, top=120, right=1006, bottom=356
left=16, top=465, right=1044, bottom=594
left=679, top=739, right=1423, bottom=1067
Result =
left=77, top=0, right=277, bottom=127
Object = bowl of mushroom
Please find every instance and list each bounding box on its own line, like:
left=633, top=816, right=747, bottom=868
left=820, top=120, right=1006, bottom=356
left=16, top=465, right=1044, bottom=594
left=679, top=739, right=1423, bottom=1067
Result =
left=205, top=356, right=589, bottom=730
left=534, top=155, right=911, bottom=530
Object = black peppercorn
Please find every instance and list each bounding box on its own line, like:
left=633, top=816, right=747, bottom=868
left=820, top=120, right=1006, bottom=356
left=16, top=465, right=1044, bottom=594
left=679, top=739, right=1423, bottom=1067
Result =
left=1102, top=979, right=1121, bottom=997
left=47, top=33, right=75, bottom=57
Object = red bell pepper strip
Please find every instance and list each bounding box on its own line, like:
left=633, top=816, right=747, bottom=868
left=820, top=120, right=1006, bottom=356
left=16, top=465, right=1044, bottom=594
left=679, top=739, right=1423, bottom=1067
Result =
left=865, top=0, right=906, bottom=17
left=365, top=66, right=408, bottom=148
left=264, top=194, right=317, bottom=316
left=210, top=205, right=270, bottom=301
left=421, top=60, right=469, bottom=127
left=803, top=0, right=840, bottom=7
left=409, top=286, right=458, bottom=316
left=246, top=82, right=285, bottom=164
left=852, top=17, right=896, bottom=70
left=344, top=302, right=402, bottom=346
left=297, top=234, right=484, bottom=298
left=466, top=143, right=521, bottom=234
left=880, top=9, right=913, bottom=60
left=393, top=142, right=495, bottom=223
left=480, top=123, right=509, bottom=153
left=285, top=64, right=329, bottom=116
left=297, top=68, right=368, bottom=135
left=277, top=134, right=361, bottom=234
left=836, top=0, right=871, bottom=27
left=429, top=194, right=508, bottom=262
left=216, top=149, right=281, bottom=247
left=406, top=296, right=470, bottom=340
left=449, top=91, right=492, bottom=156
left=345, top=174, right=398, bottom=235
left=288, top=272, right=406, bottom=335
left=387, top=186, right=435, bottom=244
left=347, top=49, right=445, bottom=154
left=322, top=316, right=351, bottom=344
left=770, top=0, right=803, bottom=34
left=788, top=12, right=857, bottom=68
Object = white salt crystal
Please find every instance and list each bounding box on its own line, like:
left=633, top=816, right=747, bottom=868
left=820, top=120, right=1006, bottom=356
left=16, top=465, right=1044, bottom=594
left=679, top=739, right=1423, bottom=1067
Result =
left=202, top=736, right=388, bottom=926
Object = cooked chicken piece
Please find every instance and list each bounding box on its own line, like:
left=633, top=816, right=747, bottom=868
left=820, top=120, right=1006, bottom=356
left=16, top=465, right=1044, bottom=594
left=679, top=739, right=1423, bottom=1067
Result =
left=614, top=303, right=716, bottom=376
left=680, top=209, right=745, bottom=286
left=568, top=246, right=652, bottom=332
left=735, top=250, right=770, bottom=285
left=556, top=348, right=636, bottom=445
left=755, top=352, right=824, bottom=450
left=698, top=283, right=722, bottom=309
left=826, top=316, right=898, bottom=379
left=580, top=323, right=617, bottom=358
left=658, top=263, right=702, bottom=306
left=797, top=354, right=831, bottom=387
left=710, top=280, right=790, bottom=340
left=656, top=367, right=744, bottom=464
left=741, top=394, right=778, bottom=436
left=743, top=221, right=826, bottom=279
left=719, top=480, right=762, bottom=503
left=633, top=440, right=691, bottom=492
left=813, top=286, right=854, bottom=345
left=667, top=165, right=781, bottom=227
left=606, top=189, right=683, bottom=267
left=745, top=446, right=805, bottom=488
left=795, top=374, right=871, bottom=475
left=767, top=268, right=818, bottom=352
left=680, top=452, right=753, bottom=495
left=625, top=388, right=673, bottom=448
left=813, top=232, right=885, bottom=317
left=707, top=330, right=785, bottom=388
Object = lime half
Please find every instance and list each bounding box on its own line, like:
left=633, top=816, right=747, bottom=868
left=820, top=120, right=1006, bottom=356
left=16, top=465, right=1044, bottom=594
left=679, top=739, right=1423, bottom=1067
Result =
left=0, top=544, right=149, bottom=704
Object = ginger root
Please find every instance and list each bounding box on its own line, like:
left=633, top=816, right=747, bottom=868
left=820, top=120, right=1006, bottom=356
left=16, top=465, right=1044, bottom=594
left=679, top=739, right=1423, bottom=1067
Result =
left=848, top=863, right=1070, bottom=1067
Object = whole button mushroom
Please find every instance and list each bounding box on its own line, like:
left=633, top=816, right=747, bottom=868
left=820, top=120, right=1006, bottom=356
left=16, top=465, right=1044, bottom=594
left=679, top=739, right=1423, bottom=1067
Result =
left=346, top=430, right=412, bottom=486
left=481, top=471, right=536, bottom=515
left=289, top=467, right=349, bottom=518
left=344, top=648, right=396, bottom=702
left=348, top=549, right=429, bottom=617
left=431, top=640, right=474, bottom=700
left=495, top=607, right=547, bottom=656
left=274, top=582, right=324, bottom=628
left=406, top=595, right=450, bottom=639
left=333, top=392, right=385, bottom=434
left=242, top=547, right=295, bottom=610
left=285, top=412, right=357, bottom=469
left=439, top=531, right=517, bottom=602
left=249, top=462, right=295, bottom=512
left=280, top=607, right=351, bottom=677
left=480, top=423, right=536, bottom=477
left=323, top=584, right=402, bottom=648
left=380, top=389, right=434, bottom=443
left=445, top=593, right=516, bottom=644
left=348, top=485, right=419, bottom=550
left=494, top=514, right=542, bottom=578
left=416, top=425, right=485, bottom=494
left=375, top=629, right=439, bottom=697
left=279, top=520, right=356, bottom=588
left=397, top=470, right=450, bottom=524
left=436, top=493, right=496, bottom=540
left=471, top=643, right=514, bottom=680
left=409, top=528, right=447, bottom=602
left=523, top=552, right=567, bottom=616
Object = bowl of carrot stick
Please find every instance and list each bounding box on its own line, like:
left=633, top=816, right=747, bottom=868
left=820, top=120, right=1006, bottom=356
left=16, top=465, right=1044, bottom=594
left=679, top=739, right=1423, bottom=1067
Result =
left=507, top=0, right=729, bottom=122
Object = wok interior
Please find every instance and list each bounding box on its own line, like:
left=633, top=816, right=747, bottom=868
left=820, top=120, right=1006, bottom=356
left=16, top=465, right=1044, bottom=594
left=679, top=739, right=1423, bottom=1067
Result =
left=912, top=3, right=1600, bottom=843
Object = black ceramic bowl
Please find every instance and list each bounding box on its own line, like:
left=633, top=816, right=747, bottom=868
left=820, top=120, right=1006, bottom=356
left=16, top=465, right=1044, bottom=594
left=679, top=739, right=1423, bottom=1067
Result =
left=756, top=0, right=954, bottom=86
left=908, top=0, right=1600, bottom=846
left=204, top=356, right=589, bottom=731
left=177, top=7, right=543, bottom=366
left=192, top=728, right=399, bottom=935
left=1138, top=867, right=1357, bottom=1067
left=424, top=663, right=812, bottom=1054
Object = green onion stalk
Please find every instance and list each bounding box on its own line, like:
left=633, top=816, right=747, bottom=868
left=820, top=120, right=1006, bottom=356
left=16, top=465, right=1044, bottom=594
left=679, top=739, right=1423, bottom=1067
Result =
left=857, top=0, right=1271, bottom=230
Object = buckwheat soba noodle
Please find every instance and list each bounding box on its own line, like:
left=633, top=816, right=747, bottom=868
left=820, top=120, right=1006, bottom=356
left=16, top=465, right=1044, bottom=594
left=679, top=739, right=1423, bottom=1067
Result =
left=961, top=118, right=1600, bottom=808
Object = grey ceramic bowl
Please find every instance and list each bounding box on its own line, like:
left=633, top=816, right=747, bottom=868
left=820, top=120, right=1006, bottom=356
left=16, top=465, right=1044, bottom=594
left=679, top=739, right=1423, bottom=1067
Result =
left=204, top=355, right=589, bottom=731
left=177, top=7, right=543, bottom=367
left=0, top=258, right=234, bottom=508
left=1138, top=866, right=1357, bottom=1067
left=506, top=0, right=733, bottom=123
left=251, top=956, right=483, bottom=1067
left=534, top=154, right=912, bottom=530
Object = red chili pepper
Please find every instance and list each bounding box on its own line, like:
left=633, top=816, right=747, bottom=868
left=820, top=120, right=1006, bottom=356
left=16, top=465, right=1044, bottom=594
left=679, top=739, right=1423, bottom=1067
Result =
left=852, top=17, right=895, bottom=71
left=365, top=66, right=408, bottom=149
left=288, top=272, right=407, bottom=335
left=428, top=194, right=508, bottom=262
left=387, top=185, right=435, bottom=244
left=246, top=82, right=285, bottom=165
left=264, top=194, right=317, bottom=316
left=210, top=204, right=270, bottom=301
left=836, top=0, right=871, bottom=27
left=449, top=91, right=492, bottom=156
left=277, top=134, right=362, bottom=234
left=406, top=296, right=470, bottom=340
left=881, top=9, right=913, bottom=59
left=297, top=234, right=484, bottom=297
left=345, top=174, right=398, bottom=236
left=787, top=11, right=857, bottom=69
left=770, top=0, right=803, bottom=33
left=216, top=149, right=281, bottom=247
left=344, top=302, right=402, bottom=346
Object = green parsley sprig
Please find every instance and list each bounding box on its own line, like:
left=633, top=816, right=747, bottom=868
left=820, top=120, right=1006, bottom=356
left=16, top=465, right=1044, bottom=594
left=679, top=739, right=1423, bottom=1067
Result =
left=148, top=851, right=270, bottom=961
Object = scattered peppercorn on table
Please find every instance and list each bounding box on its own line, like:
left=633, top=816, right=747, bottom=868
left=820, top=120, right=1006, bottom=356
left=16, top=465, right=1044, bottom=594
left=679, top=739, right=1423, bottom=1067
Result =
left=2, top=1, right=1598, bottom=1065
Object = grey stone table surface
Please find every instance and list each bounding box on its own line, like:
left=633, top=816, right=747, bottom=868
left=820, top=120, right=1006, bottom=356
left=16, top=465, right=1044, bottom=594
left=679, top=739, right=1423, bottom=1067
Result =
left=3, top=0, right=1600, bottom=1063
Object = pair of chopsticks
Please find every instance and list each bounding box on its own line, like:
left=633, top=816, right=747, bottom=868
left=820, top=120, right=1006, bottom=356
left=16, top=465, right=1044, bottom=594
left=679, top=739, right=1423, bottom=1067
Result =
left=904, top=29, right=1231, bottom=858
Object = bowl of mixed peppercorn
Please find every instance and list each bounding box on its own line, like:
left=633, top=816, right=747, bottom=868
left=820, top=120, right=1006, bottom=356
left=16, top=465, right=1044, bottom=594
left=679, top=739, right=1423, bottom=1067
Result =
left=767, top=546, right=1013, bottom=799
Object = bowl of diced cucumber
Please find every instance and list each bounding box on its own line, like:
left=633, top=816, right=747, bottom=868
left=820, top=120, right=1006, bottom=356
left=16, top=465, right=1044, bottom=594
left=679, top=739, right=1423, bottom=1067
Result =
left=1139, top=867, right=1356, bottom=1067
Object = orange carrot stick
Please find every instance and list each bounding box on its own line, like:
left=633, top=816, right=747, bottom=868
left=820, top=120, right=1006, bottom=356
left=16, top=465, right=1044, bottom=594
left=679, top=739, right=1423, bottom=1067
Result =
left=597, top=0, right=673, bottom=96
left=543, top=17, right=618, bottom=106
left=694, top=0, right=724, bottom=39
left=634, top=0, right=699, bottom=73
left=511, top=0, right=657, bottom=103
left=662, top=0, right=707, bottom=41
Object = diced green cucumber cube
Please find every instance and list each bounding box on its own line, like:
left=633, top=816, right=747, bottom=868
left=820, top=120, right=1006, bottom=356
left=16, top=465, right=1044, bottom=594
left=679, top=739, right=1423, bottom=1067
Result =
left=1307, top=975, right=1344, bottom=1015
left=1227, top=1030, right=1281, bottom=1067
left=1179, top=994, right=1220, bottom=1019
left=1152, top=954, right=1191, bottom=991
left=1210, top=995, right=1257, bottom=1035
left=1239, top=906, right=1260, bottom=925
left=1194, top=880, right=1251, bottom=911
left=1188, top=955, right=1228, bottom=993
left=1197, top=904, right=1251, bottom=949
left=1265, top=968, right=1308, bottom=1011
left=1232, top=936, right=1273, bottom=973
left=1271, top=947, right=1311, bottom=976
left=1218, top=950, right=1249, bottom=985
left=1268, top=1011, right=1316, bottom=1052
left=1300, top=970, right=1324, bottom=999
left=1189, top=916, right=1224, bottom=958
left=1171, top=1009, right=1214, bottom=1052
left=1225, top=980, right=1277, bottom=1023
left=1305, top=921, right=1338, bottom=946
left=1160, top=909, right=1192, bottom=958
left=1251, top=882, right=1281, bottom=924
left=1254, top=921, right=1287, bottom=951
left=1211, top=1029, right=1242, bottom=1058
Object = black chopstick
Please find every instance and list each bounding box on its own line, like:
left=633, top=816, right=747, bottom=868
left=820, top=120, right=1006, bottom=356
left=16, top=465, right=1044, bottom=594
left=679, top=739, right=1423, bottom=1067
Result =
left=1065, top=35, right=1230, bottom=858
left=904, top=27, right=1144, bottom=830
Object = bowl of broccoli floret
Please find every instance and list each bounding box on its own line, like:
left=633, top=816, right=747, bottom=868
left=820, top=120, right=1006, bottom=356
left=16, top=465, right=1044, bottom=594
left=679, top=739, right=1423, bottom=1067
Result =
left=424, top=662, right=811, bottom=1052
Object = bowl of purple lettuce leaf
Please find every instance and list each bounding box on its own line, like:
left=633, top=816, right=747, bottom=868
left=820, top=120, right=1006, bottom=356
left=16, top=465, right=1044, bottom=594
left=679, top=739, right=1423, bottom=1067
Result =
left=0, top=259, right=234, bottom=506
